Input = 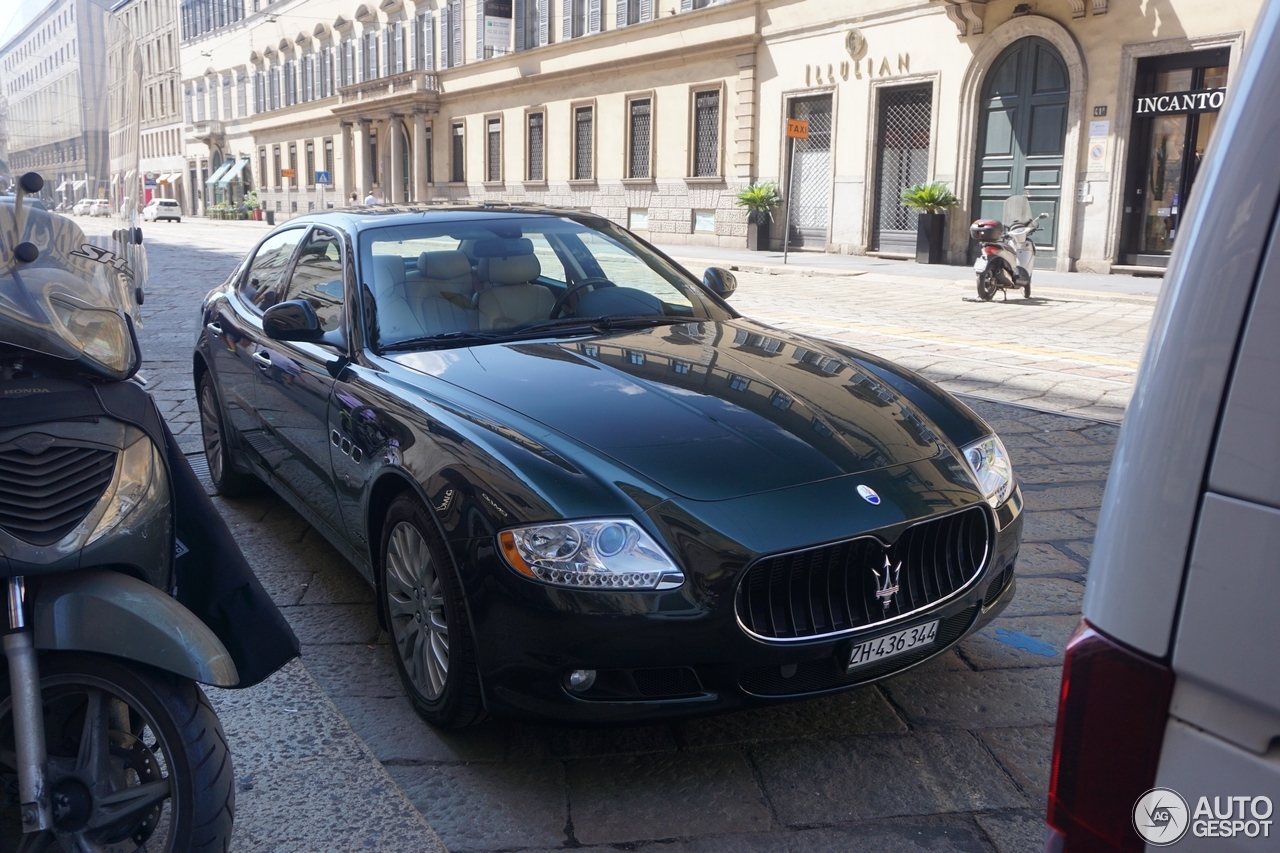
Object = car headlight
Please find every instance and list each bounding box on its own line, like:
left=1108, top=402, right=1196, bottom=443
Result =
left=499, top=519, right=685, bottom=591
left=962, top=435, right=1015, bottom=508
left=86, top=434, right=169, bottom=545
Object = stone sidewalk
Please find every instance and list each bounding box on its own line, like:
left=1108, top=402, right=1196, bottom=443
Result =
left=93, top=217, right=1127, bottom=851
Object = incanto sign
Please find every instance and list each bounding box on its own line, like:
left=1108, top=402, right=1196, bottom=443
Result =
left=786, top=119, right=809, bottom=139
left=1134, top=88, right=1226, bottom=116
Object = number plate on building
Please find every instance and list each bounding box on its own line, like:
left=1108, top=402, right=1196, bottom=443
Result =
left=847, top=620, right=938, bottom=672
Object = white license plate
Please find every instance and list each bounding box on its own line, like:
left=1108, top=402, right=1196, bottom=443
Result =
left=973, top=256, right=989, bottom=273
left=847, top=621, right=939, bottom=672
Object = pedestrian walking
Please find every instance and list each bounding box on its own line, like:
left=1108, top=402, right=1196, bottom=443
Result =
left=348, top=192, right=358, bottom=207
left=364, top=191, right=378, bottom=206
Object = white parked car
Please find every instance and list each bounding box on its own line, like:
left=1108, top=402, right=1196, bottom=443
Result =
left=89, top=199, right=111, bottom=217
left=72, top=198, right=93, bottom=216
left=142, top=197, right=181, bottom=222
left=1045, top=2, right=1280, bottom=851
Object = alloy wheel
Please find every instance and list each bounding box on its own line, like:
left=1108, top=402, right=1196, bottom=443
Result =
left=385, top=521, right=450, bottom=700
left=198, top=382, right=224, bottom=485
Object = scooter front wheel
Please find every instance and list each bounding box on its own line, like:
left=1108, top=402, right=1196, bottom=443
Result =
left=976, top=272, right=998, bottom=301
left=0, top=653, right=234, bottom=852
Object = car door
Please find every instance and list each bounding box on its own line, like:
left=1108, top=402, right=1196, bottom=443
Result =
left=253, top=225, right=348, bottom=537
left=206, top=227, right=307, bottom=460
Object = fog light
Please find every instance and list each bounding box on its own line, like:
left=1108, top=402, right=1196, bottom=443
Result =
left=566, top=669, right=597, bottom=693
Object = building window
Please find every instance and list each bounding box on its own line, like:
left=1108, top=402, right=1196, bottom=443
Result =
left=369, top=127, right=378, bottom=185
left=689, top=0, right=712, bottom=9
left=259, top=147, right=267, bottom=189
left=451, top=122, right=465, bottom=182
left=237, top=73, right=247, bottom=116
left=694, top=210, right=715, bottom=232
left=306, top=142, right=315, bottom=187
left=273, top=145, right=281, bottom=189
left=185, top=84, right=193, bottom=123
left=223, top=76, right=232, bottom=118
left=728, top=374, right=749, bottom=392
left=770, top=391, right=793, bottom=411
left=692, top=89, right=720, bottom=176
left=620, top=0, right=650, bottom=26
left=341, top=40, right=356, bottom=87
left=416, top=13, right=435, bottom=70
left=288, top=143, right=298, bottom=185
left=393, top=21, right=405, bottom=74
left=363, top=31, right=379, bottom=81
left=445, top=1, right=462, bottom=68
left=486, top=118, right=502, bottom=182
left=671, top=361, right=691, bottom=375
left=424, top=124, right=434, bottom=184
left=527, top=112, right=544, bottom=181
left=573, top=105, right=593, bottom=180
left=302, top=56, right=314, bottom=102
left=564, top=0, right=594, bottom=39
left=521, top=0, right=546, bottom=49
left=628, top=208, right=648, bottom=230
left=627, top=97, right=651, bottom=179
left=628, top=351, right=645, bottom=366
left=196, top=81, right=205, bottom=121
left=270, top=67, right=281, bottom=110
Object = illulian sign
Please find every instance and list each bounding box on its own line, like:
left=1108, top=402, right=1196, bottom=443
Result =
left=1134, top=88, right=1226, bottom=116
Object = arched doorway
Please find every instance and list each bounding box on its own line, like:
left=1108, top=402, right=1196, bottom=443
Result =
left=972, top=37, right=1069, bottom=267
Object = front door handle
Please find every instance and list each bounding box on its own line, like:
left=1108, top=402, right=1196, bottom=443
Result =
left=251, top=351, right=272, bottom=369
left=206, top=321, right=223, bottom=335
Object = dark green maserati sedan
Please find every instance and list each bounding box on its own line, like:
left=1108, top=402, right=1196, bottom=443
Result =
left=194, top=206, right=1023, bottom=727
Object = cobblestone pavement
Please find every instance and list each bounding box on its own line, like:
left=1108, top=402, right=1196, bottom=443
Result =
left=98, top=218, right=1123, bottom=851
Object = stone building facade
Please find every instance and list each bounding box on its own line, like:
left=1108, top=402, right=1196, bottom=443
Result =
left=176, top=0, right=1262, bottom=270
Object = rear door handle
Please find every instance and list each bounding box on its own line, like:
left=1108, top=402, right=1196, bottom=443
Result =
left=251, top=351, right=272, bottom=369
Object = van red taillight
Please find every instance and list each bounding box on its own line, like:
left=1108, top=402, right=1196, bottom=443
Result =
left=983, top=245, right=999, bottom=255
left=1045, top=621, right=1175, bottom=853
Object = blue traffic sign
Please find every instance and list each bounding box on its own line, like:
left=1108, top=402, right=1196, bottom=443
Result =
left=315, top=171, right=332, bottom=185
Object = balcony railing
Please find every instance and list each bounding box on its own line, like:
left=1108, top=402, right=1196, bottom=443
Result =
left=189, top=120, right=224, bottom=142
left=337, top=70, right=441, bottom=107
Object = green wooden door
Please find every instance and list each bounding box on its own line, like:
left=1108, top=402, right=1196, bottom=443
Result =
left=972, top=37, right=1070, bottom=268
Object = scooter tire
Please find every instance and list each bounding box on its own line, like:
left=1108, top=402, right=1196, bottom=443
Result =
left=976, top=272, right=998, bottom=302
left=0, top=652, right=234, bottom=852
left=1024, top=284, right=1032, bottom=299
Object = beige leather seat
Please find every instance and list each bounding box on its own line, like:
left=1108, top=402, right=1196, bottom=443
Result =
left=372, top=255, right=474, bottom=340
left=415, top=250, right=476, bottom=308
left=476, top=254, right=554, bottom=330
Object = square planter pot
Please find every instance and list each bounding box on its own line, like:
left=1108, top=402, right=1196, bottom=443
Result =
left=915, top=212, right=947, bottom=264
left=747, top=213, right=773, bottom=251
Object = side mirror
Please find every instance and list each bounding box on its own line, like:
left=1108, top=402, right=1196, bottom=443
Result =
left=703, top=267, right=738, bottom=300
left=1037, top=212, right=1050, bottom=220
left=263, top=299, right=324, bottom=342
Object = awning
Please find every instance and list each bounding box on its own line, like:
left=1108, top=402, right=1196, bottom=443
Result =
left=159, top=172, right=181, bottom=185
left=56, top=181, right=71, bottom=192
left=205, top=160, right=235, bottom=186
left=217, top=159, right=250, bottom=187
left=72, top=180, right=86, bottom=190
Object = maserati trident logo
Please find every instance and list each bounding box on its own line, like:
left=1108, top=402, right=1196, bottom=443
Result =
left=872, top=556, right=902, bottom=612
left=857, top=484, right=881, bottom=505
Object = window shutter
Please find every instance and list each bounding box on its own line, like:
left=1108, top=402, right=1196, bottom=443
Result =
left=680, top=0, right=692, bottom=10
left=514, top=0, right=525, bottom=50
left=616, top=0, right=627, bottom=28
left=639, top=0, right=651, bottom=21
left=476, top=0, right=485, bottom=60
left=451, top=1, right=462, bottom=67
left=410, top=17, right=418, bottom=69
left=588, top=0, right=600, bottom=33
left=383, top=28, right=391, bottom=76
left=357, top=36, right=365, bottom=82
left=424, top=14, right=434, bottom=70
left=562, top=0, right=571, bottom=41
left=539, top=0, right=549, bottom=46
left=395, top=22, right=404, bottom=73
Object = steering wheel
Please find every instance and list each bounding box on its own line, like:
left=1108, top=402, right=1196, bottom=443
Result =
left=549, top=277, right=615, bottom=318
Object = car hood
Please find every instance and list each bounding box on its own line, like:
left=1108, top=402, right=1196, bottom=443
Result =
left=388, top=320, right=946, bottom=501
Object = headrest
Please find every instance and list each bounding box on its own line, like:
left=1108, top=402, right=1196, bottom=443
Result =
left=371, top=255, right=405, bottom=298
left=486, top=254, right=541, bottom=286
left=473, top=237, right=534, bottom=259
left=417, top=250, right=472, bottom=280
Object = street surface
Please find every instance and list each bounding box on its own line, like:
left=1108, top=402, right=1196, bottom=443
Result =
left=89, top=216, right=1136, bottom=851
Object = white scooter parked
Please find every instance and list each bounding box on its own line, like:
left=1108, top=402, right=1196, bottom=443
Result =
left=970, top=195, right=1050, bottom=301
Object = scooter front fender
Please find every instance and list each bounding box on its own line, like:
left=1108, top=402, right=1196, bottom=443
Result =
left=31, top=570, right=239, bottom=687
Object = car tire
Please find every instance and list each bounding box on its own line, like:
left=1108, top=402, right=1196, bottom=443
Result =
left=197, top=372, right=259, bottom=497
left=380, top=494, right=485, bottom=729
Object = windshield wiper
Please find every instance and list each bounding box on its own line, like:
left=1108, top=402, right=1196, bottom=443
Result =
left=379, top=316, right=698, bottom=352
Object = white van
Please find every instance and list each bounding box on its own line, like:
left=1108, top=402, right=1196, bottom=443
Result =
left=1045, top=2, right=1280, bottom=851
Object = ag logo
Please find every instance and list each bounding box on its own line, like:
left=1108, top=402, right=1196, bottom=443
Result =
left=1134, top=787, right=1190, bottom=846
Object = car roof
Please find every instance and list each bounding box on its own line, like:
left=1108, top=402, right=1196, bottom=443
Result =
left=280, top=203, right=615, bottom=236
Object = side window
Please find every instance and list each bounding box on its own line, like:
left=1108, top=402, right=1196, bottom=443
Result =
left=525, top=233, right=567, bottom=285
left=280, top=229, right=345, bottom=333
left=239, top=229, right=306, bottom=312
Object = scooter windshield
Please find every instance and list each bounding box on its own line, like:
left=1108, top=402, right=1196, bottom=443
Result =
left=1002, top=195, right=1034, bottom=227
left=0, top=0, right=145, bottom=381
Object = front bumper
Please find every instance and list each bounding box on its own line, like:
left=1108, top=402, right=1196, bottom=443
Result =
left=460, top=490, right=1023, bottom=724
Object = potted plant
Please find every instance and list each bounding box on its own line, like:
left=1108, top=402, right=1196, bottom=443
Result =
left=244, top=191, right=262, bottom=221
left=901, top=181, right=960, bottom=264
left=735, top=182, right=782, bottom=251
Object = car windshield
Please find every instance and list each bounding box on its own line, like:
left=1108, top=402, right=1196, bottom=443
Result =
left=359, top=215, right=730, bottom=350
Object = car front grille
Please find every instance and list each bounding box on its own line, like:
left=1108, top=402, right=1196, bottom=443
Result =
left=0, top=442, right=117, bottom=546
left=738, top=606, right=979, bottom=696
left=735, top=506, right=990, bottom=641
